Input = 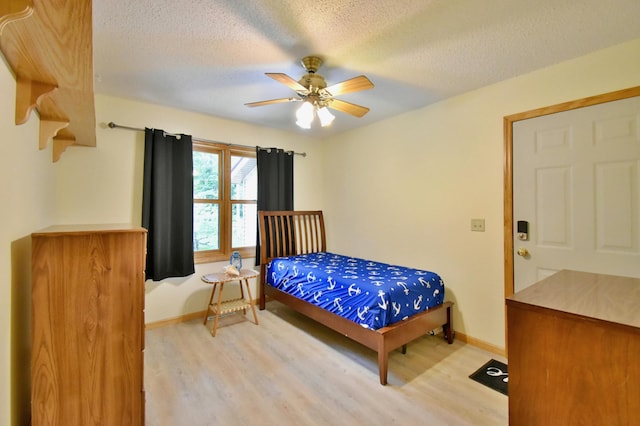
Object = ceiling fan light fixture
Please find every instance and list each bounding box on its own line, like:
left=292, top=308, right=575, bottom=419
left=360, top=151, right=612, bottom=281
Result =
left=296, top=118, right=312, bottom=129
left=317, top=106, right=335, bottom=127
left=296, top=101, right=314, bottom=129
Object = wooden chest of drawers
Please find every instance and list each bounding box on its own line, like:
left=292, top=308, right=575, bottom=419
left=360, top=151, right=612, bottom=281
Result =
left=31, top=225, right=147, bottom=425
left=506, top=270, right=640, bottom=425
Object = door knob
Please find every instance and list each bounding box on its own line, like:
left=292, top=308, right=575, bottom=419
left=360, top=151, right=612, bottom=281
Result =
left=516, top=247, right=529, bottom=257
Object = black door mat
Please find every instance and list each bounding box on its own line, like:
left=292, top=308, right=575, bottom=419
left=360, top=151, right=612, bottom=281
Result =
left=469, top=359, right=508, bottom=396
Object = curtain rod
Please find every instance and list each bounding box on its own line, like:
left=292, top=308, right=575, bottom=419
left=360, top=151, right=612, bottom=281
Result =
left=107, top=122, right=306, bottom=157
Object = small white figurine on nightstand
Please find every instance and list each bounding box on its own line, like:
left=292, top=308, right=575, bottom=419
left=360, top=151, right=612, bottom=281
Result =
left=223, top=264, right=240, bottom=276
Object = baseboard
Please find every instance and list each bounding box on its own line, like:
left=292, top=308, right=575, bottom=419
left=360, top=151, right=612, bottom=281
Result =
left=454, top=331, right=506, bottom=357
left=145, top=310, right=207, bottom=330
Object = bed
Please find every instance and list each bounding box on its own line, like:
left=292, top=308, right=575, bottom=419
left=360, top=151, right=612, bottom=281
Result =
left=258, top=210, right=454, bottom=385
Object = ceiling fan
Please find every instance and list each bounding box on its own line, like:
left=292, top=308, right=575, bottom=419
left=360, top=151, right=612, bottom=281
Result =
left=245, top=56, right=374, bottom=128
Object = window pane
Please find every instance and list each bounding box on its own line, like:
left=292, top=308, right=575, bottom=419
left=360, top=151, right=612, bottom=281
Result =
left=232, top=203, right=257, bottom=248
left=193, top=151, right=219, bottom=199
left=230, top=156, right=257, bottom=200
left=194, top=203, right=219, bottom=251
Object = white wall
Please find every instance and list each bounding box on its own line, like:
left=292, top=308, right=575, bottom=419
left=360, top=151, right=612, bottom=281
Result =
left=54, top=94, right=325, bottom=324
left=322, top=38, right=640, bottom=350
left=4, top=36, right=639, bottom=426
left=0, top=61, right=57, bottom=426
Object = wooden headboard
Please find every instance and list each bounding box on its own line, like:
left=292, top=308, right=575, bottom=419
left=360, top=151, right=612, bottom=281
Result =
left=258, top=210, right=326, bottom=308
left=258, top=210, right=326, bottom=264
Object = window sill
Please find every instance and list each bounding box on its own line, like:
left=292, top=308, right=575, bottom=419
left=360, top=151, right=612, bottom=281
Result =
left=195, top=247, right=256, bottom=265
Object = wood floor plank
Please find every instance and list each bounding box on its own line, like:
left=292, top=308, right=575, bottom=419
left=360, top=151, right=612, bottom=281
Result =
left=145, top=301, right=508, bottom=425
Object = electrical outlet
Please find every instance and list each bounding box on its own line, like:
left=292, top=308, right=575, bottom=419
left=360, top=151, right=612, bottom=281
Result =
left=471, top=218, right=485, bottom=232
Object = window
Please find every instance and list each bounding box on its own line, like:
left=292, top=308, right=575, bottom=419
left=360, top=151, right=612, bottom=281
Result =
left=193, top=141, right=257, bottom=263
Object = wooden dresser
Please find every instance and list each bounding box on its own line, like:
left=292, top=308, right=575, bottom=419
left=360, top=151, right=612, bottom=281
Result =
left=31, top=225, right=147, bottom=426
left=506, top=270, right=640, bottom=425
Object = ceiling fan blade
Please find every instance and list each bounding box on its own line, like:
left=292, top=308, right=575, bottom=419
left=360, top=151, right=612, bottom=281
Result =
left=245, top=97, right=300, bottom=107
left=265, top=73, right=309, bottom=94
left=322, top=75, right=374, bottom=97
left=326, top=98, right=370, bottom=118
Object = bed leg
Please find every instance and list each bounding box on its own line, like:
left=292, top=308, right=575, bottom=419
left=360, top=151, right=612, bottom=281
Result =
left=401, top=344, right=407, bottom=354
left=443, top=304, right=454, bottom=344
left=259, top=265, right=266, bottom=310
left=378, top=351, right=389, bottom=385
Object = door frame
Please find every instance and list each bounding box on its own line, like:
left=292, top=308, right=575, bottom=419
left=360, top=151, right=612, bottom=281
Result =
left=503, top=85, right=640, bottom=300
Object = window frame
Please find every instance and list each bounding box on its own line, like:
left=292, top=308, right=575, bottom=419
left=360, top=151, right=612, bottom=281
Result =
left=193, top=141, right=256, bottom=264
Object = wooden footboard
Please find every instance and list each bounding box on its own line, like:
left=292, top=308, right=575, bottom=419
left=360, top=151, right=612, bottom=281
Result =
left=258, top=210, right=455, bottom=385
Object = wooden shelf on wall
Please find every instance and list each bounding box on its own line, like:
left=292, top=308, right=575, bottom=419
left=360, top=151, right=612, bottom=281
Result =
left=0, top=0, right=96, bottom=162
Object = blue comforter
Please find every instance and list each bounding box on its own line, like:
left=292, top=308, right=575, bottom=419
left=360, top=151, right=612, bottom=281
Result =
left=266, top=252, right=445, bottom=330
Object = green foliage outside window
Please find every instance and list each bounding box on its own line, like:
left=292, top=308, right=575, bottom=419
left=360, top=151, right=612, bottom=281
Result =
left=193, top=151, right=219, bottom=251
left=192, top=147, right=257, bottom=258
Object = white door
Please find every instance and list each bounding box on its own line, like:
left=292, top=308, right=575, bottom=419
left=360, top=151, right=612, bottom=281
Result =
left=513, top=96, right=640, bottom=292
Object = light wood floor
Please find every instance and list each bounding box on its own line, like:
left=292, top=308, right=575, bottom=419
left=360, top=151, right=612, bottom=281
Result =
left=144, top=301, right=508, bottom=425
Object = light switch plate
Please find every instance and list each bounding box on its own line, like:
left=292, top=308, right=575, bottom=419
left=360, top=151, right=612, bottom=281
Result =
left=471, top=218, right=485, bottom=232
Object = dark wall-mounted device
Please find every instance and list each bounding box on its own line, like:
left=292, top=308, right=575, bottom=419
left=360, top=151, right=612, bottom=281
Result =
left=517, top=220, right=529, bottom=241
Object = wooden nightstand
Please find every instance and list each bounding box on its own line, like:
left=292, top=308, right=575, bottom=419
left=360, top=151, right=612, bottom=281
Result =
left=201, top=269, right=259, bottom=336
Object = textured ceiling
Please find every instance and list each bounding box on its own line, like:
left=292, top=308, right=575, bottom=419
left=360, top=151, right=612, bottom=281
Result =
left=93, top=0, right=640, bottom=138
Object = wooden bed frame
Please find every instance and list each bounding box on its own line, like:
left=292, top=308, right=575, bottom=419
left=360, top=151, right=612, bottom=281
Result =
left=258, top=210, right=454, bottom=385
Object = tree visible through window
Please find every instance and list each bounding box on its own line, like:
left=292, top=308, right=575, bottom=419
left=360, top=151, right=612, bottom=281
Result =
left=193, top=142, right=256, bottom=263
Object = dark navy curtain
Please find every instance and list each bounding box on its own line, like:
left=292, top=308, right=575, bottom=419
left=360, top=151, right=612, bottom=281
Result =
left=255, top=148, right=294, bottom=265
left=142, top=128, right=195, bottom=280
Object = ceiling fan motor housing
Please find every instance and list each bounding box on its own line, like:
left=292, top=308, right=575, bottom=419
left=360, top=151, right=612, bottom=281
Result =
left=298, top=73, right=327, bottom=92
